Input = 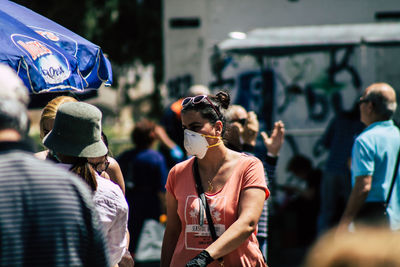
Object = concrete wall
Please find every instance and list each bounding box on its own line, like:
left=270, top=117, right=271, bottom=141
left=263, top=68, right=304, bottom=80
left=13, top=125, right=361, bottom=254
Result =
left=164, top=0, right=400, bottom=88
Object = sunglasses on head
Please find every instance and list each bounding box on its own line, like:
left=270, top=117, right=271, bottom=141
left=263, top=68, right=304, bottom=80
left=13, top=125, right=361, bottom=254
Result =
left=182, top=95, right=222, bottom=119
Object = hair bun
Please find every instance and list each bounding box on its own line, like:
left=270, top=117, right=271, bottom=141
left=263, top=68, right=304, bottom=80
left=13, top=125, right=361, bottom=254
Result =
left=216, top=91, right=230, bottom=109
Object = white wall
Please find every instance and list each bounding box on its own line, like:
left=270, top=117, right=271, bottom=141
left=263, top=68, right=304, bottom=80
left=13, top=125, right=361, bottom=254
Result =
left=164, top=0, right=400, bottom=86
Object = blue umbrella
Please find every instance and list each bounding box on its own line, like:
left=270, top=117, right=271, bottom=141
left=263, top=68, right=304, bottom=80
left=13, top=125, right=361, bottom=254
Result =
left=0, top=0, right=112, bottom=94
left=0, top=10, right=85, bottom=93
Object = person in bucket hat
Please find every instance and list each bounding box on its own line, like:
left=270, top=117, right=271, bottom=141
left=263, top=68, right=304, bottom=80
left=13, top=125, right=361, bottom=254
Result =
left=36, top=97, right=126, bottom=195
left=44, top=101, right=108, bottom=158
left=44, top=101, right=129, bottom=267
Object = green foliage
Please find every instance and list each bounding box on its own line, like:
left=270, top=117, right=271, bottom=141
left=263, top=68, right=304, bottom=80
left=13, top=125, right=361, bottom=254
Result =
left=102, top=124, right=133, bottom=158
left=13, top=0, right=163, bottom=83
left=16, top=0, right=165, bottom=147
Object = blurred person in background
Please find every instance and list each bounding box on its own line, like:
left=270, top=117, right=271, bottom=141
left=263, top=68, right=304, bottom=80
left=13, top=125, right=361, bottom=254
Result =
left=44, top=101, right=129, bottom=267
left=304, top=226, right=400, bottom=267
left=278, top=155, right=321, bottom=248
left=117, top=118, right=169, bottom=256
left=161, top=91, right=268, bottom=267
left=224, top=105, right=259, bottom=153
left=37, top=95, right=78, bottom=145
left=225, top=104, right=285, bottom=261
left=0, top=64, right=110, bottom=266
left=316, top=102, right=364, bottom=234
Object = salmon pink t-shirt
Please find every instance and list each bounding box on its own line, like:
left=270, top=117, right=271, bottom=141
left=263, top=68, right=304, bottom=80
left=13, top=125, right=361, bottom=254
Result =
left=166, top=153, right=269, bottom=267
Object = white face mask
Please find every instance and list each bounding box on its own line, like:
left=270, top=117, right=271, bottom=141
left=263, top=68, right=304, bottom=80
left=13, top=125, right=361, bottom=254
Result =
left=183, top=129, right=222, bottom=159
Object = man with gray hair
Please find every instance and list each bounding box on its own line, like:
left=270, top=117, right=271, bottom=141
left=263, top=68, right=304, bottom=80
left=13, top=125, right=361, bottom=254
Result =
left=0, top=64, right=110, bottom=266
left=0, top=64, right=29, bottom=138
left=338, top=82, right=400, bottom=231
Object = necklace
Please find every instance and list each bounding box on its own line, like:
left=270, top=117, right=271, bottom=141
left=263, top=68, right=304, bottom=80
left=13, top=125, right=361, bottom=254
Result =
left=206, top=156, right=227, bottom=192
left=207, top=179, right=214, bottom=192
left=204, top=150, right=228, bottom=192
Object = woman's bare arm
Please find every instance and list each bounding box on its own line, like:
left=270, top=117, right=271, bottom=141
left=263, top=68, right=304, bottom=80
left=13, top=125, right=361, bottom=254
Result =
left=205, top=187, right=266, bottom=259
left=161, top=191, right=181, bottom=267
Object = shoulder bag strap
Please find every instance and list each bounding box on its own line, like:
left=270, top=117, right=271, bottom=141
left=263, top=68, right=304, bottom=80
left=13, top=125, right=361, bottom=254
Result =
left=193, top=158, right=224, bottom=265
left=386, top=145, right=400, bottom=206
left=193, top=158, right=219, bottom=241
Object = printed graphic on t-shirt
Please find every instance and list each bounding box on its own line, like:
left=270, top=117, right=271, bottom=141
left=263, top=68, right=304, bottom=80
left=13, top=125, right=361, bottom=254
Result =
left=184, top=194, right=226, bottom=250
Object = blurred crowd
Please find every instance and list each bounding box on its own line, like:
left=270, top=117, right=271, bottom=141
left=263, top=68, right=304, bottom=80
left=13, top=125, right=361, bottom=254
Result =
left=1, top=62, right=400, bottom=267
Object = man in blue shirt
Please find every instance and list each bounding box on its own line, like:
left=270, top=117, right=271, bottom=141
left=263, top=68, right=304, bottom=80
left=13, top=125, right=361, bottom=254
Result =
left=338, top=83, right=400, bottom=231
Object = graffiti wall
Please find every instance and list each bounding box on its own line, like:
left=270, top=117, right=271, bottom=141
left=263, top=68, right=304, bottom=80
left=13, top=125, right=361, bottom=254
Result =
left=209, top=47, right=375, bottom=186
left=164, top=45, right=400, bottom=190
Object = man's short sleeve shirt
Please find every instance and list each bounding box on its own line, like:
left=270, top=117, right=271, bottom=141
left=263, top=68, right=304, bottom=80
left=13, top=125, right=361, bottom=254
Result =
left=351, top=120, right=400, bottom=230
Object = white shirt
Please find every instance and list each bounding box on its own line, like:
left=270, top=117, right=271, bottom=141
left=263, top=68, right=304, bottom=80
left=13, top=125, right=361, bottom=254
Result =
left=57, top=164, right=129, bottom=266
left=94, top=174, right=129, bottom=266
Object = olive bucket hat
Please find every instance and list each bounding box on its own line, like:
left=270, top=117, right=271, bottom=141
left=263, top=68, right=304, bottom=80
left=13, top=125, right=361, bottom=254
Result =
left=43, top=101, right=108, bottom=158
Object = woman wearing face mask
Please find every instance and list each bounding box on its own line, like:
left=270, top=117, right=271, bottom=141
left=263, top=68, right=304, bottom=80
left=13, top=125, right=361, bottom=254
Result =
left=161, top=92, right=269, bottom=267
